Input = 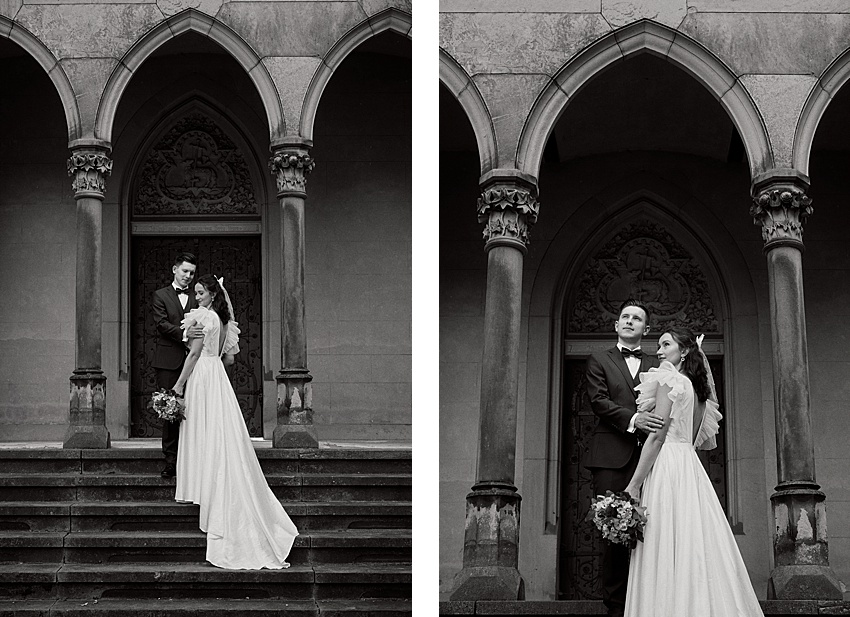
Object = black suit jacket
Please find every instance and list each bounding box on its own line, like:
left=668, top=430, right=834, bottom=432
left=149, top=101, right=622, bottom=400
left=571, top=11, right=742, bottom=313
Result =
left=584, top=347, right=660, bottom=470
left=151, top=285, right=197, bottom=371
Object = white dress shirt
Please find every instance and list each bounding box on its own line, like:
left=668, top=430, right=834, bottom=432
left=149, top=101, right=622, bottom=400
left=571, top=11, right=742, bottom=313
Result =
left=173, top=282, right=189, bottom=309
left=617, top=342, right=641, bottom=433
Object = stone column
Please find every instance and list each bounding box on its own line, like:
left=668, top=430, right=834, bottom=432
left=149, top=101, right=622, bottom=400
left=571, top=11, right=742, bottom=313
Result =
left=269, top=138, right=317, bottom=448
left=64, top=142, right=112, bottom=449
left=451, top=171, right=539, bottom=601
left=750, top=172, right=841, bottom=599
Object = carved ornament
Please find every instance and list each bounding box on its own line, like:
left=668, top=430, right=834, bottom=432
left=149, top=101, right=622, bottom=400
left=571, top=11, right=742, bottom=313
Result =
left=750, top=186, right=812, bottom=247
left=68, top=152, right=113, bottom=196
left=568, top=220, right=720, bottom=334
left=269, top=150, right=315, bottom=196
left=134, top=113, right=259, bottom=216
left=477, top=185, right=540, bottom=249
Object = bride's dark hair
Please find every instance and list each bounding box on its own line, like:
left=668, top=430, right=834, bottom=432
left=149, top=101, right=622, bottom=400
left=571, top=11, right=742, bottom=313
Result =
left=665, top=326, right=711, bottom=403
left=196, top=274, right=230, bottom=326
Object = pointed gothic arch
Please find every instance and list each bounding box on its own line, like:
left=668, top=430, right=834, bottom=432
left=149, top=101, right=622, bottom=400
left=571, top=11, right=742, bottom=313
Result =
left=439, top=48, right=498, bottom=175
left=516, top=20, right=772, bottom=182
left=0, top=16, right=81, bottom=142
left=792, top=46, right=850, bottom=177
left=299, top=8, right=411, bottom=141
left=96, top=9, right=284, bottom=144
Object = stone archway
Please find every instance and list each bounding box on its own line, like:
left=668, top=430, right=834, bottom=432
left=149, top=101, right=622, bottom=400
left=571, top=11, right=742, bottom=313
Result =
left=518, top=180, right=766, bottom=599
left=124, top=100, right=267, bottom=438
left=556, top=212, right=728, bottom=599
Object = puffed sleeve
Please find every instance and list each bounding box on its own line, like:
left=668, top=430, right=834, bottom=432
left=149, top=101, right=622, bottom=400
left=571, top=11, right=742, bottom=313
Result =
left=221, top=320, right=241, bottom=356
left=634, top=361, right=687, bottom=412
left=180, top=307, right=213, bottom=342
left=695, top=398, right=723, bottom=451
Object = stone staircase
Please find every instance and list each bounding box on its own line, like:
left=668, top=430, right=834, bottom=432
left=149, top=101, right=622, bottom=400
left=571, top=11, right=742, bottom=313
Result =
left=0, top=445, right=411, bottom=616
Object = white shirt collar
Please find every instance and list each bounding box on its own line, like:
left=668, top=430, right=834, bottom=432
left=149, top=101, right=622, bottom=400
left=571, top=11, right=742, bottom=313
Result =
left=617, top=342, right=641, bottom=352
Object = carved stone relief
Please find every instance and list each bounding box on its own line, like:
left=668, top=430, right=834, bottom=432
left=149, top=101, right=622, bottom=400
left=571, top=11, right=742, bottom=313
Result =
left=134, top=112, right=259, bottom=216
left=568, top=220, right=720, bottom=334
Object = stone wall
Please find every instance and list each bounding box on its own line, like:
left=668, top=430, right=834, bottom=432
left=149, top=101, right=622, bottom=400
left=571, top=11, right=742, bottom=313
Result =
left=0, top=52, right=75, bottom=442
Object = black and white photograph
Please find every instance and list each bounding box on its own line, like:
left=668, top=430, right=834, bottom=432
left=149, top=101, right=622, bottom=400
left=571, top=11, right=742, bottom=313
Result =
left=0, top=1, right=412, bottom=614
left=439, top=1, right=850, bottom=616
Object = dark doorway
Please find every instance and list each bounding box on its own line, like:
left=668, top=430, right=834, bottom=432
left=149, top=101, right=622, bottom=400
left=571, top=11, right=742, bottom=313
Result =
left=130, top=235, right=263, bottom=438
left=557, top=357, right=727, bottom=599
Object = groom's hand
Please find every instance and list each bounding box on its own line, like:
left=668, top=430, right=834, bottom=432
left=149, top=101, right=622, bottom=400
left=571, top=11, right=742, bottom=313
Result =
left=635, top=411, right=664, bottom=433
left=186, top=325, right=204, bottom=340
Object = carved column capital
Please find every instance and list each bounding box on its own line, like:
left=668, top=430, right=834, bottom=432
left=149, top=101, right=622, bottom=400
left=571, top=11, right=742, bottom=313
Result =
left=750, top=183, right=812, bottom=251
left=67, top=149, right=113, bottom=199
left=269, top=149, right=315, bottom=197
left=476, top=180, right=540, bottom=253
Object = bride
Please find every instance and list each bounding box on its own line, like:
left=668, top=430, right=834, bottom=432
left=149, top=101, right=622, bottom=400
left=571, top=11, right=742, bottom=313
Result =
left=624, top=327, right=763, bottom=616
left=171, top=274, right=298, bottom=569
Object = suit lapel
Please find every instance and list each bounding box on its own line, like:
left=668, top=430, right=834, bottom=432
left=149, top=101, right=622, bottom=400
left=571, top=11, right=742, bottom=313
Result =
left=607, top=347, right=634, bottom=391
left=163, top=286, right=182, bottom=317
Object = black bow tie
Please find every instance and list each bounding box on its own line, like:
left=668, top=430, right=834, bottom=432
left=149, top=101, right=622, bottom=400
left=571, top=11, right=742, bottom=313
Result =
left=621, top=347, right=642, bottom=358
left=175, top=288, right=189, bottom=295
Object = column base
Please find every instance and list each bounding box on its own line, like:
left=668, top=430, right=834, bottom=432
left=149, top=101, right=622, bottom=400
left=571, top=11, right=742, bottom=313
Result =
left=450, top=566, right=524, bottom=601
left=64, top=371, right=110, bottom=449
left=768, top=565, right=843, bottom=600
left=273, top=370, right=317, bottom=449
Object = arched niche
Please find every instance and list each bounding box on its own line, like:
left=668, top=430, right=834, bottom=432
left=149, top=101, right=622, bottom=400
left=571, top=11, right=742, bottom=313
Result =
left=0, top=16, right=81, bottom=141
left=96, top=9, right=283, bottom=144
left=517, top=20, right=772, bottom=183
left=299, top=8, right=411, bottom=141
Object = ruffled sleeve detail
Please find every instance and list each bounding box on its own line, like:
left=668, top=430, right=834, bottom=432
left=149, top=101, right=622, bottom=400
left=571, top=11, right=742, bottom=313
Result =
left=634, top=361, right=687, bottom=413
left=221, top=320, right=241, bottom=356
left=180, top=306, right=213, bottom=341
left=695, top=398, right=723, bottom=451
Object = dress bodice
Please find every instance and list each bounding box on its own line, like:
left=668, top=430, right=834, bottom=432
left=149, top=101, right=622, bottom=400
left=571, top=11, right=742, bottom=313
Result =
left=181, top=306, right=241, bottom=359
left=635, top=361, right=721, bottom=449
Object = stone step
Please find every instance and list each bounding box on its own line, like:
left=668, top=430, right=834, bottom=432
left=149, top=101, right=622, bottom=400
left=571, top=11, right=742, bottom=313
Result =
left=0, top=449, right=411, bottom=476
left=0, top=563, right=411, bottom=601
left=0, top=474, right=411, bottom=503
left=0, top=598, right=412, bottom=616
left=0, top=501, right=411, bottom=533
left=439, top=600, right=850, bottom=616
left=0, top=530, right=411, bottom=565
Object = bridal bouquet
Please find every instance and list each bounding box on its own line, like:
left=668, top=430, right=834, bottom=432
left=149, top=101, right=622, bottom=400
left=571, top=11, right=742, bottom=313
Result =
left=586, top=490, right=647, bottom=549
left=150, top=388, right=186, bottom=424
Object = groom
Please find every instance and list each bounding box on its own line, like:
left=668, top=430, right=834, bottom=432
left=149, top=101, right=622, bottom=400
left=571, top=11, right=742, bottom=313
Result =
left=151, top=252, right=199, bottom=478
left=585, top=299, right=663, bottom=617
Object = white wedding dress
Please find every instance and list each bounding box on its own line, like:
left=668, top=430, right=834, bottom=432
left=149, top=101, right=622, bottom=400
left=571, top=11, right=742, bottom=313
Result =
left=174, top=305, right=298, bottom=569
left=624, top=361, right=763, bottom=617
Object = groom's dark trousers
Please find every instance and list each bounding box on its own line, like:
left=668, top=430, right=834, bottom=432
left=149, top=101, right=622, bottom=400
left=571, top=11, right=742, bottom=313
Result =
left=585, top=348, right=659, bottom=617
left=151, top=285, right=197, bottom=468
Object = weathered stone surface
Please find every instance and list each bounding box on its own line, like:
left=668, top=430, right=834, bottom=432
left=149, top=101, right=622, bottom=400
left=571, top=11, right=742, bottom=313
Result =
left=59, top=58, right=118, bottom=138
left=263, top=56, right=322, bottom=135
left=472, top=73, right=549, bottom=169
left=440, top=12, right=611, bottom=76
left=219, top=1, right=365, bottom=58
left=740, top=74, right=818, bottom=168
left=0, top=0, right=21, bottom=20
left=157, top=0, right=222, bottom=18
left=602, top=0, right=688, bottom=29
left=16, top=4, right=164, bottom=59
left=680, top=12, right=850, bottom=75
left=441, top=0, right=598, bottom=11
left=359, top=0, right=413, bottom=16
left=691, top=0, right=850, bottom=12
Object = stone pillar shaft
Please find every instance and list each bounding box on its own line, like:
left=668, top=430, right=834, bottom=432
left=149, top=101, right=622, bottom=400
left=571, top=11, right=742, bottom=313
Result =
left=750, top=174, right=841, bottom=599
left=477, top=245, right=523, bottom=484
left=766, top=246, right=815, bottom=483
left=64, top=144, right=112, bottom=449
left=269, top=140, right=317, bottom=448
left=451, top=172, right=539, bottom=601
